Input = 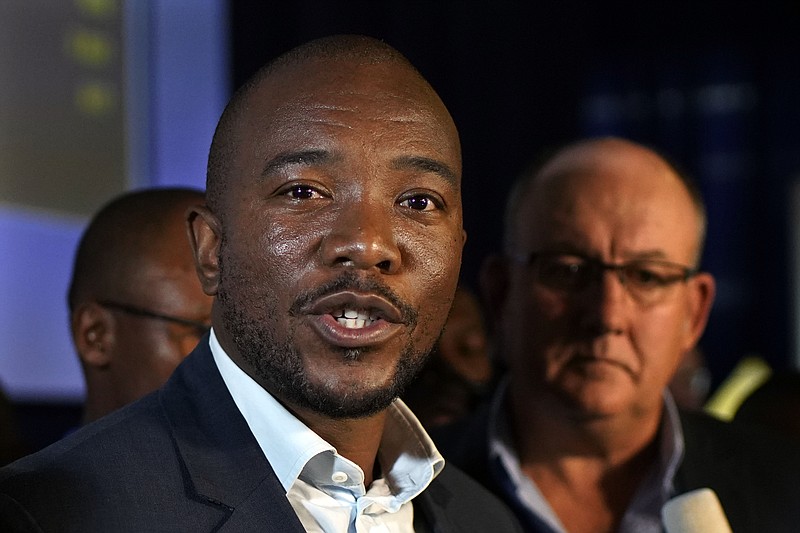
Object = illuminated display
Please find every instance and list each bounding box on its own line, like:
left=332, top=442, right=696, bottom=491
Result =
left=0, top=0, right=125, bottom=217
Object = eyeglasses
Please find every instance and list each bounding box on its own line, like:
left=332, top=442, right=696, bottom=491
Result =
left=510, top=252, right=698, bottom=305
left=97, top=300, right=211, bottom=338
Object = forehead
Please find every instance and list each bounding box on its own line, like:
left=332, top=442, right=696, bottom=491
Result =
left=232, top=57, right=460, bottom=174
left=520, top=144, right=701, bottom=260
left=122, top=252, right=210, bottom=313
left=117, top=207, right=202, bottom=297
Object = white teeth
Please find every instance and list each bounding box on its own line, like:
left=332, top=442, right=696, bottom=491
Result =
left=334, top=309, right=376, bottom=329
left=343, top=318, right=365, bottom=329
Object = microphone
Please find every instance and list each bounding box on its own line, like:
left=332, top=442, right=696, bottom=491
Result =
left=661, top=488, right=732, bottom=533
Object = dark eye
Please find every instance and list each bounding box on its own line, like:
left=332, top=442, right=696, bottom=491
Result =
left=399, top=194, right=440, bottom=212
left=625, top=265, right=670, bottom=287
left=536, top=255, right=588, bottom=289
left=284, top=185, right=324, bottom=200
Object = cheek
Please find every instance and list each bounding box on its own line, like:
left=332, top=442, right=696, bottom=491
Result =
left=175, top=333, right=204, bottom=357
left=116, top=327, right=179, bottom=379
left=264, top=214, right=330, bottom=279
left=403, top=234, right=462, bottom=337
left=636, top=307, right=690, bottom=375
left=507, top=284, right=567, bottom=332
left=150, top=347, right=185, bottom=377
left=225, top=221, right=315, bottom=294
left=501, top=285, right=575, bottom=371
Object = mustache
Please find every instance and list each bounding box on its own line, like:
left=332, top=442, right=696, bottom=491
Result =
left=289, top=270, right=418, bottom=327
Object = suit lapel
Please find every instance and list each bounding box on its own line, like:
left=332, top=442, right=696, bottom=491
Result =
left=159, top=339, right=306, bottom=532
left=413, top=476, right=454, bottom=533
left=216, top=478, right=305, bottom=532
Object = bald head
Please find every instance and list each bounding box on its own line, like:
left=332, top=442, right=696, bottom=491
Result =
left=68, top=187, right=205, bottom=311
left=504, top=137, right=707, bottom=264
left=205, top=34, right=456, bottom=216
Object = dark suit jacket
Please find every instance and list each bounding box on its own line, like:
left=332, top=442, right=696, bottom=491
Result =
left=0, top=340, right=522, bottom=532
left=433, top=402, right=800, bottom=533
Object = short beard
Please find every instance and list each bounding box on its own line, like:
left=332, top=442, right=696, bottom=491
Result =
left=217, top=246, right=430, bottom=419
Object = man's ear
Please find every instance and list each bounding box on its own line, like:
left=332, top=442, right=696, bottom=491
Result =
left=72, top=302, right=113, bottom=368
left=479, top=254, right=509, bottom=335
left=187, top=205, right=222, bottom=296
left=683, top=271, right=716, bottom=349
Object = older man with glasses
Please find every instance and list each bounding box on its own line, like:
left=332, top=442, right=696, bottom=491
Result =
left=67, top=187, right=212, bottom=424
left=434, top=137, right=800, bottom=533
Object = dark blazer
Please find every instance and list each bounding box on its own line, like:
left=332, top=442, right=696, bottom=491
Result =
left=0, top=340, right=522, bottom=532
left=433, top=402, right=800, bottom=533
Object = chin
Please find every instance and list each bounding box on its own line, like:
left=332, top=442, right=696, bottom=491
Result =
left=556, top=381, right=633, bottom=418
left=303, top=381, right=401, bottom=419
left=293, top=352, right=426, bottom=419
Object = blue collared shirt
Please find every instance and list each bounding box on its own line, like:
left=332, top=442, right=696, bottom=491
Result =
left=487, top=379, right=684, bottom=533
left=209, top=329, right=445, bottom=533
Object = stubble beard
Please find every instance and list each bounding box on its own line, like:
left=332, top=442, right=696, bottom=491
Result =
left=216, top=244, right=431, bottom=419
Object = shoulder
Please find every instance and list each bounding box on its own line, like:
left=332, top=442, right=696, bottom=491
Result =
left=430, top=401, right=493, bottom=481
left=677, top=410, right=800, bottom=532
left=420, top=463, right=522, bottom=532
left=0, top=392, right=171, bottom=496
left=680, top=409, right=800, bottom=467
left=0, top=379, right=202, bottom=532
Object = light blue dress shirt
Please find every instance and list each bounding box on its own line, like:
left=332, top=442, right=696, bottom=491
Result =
left=209, top=329, right=445, bottom=533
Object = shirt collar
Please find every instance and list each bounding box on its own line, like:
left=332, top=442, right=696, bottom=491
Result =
left=208, top=329, right=444, bottom=502
left=656, top=389, right=685, bottom=496
left=210, top=329, right=331, bottom=492
left=488, top=380, right=566, bottom=532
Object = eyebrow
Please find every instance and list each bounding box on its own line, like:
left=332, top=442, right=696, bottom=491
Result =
left=261, top=149, right=333, bottom=177
left=620, top=250, right=672, bottom=262
left=391, top=155, right=458, bottom=185
left=260, top=150, right=458, bottom=185
left=541, top=245, right=672, bottom=262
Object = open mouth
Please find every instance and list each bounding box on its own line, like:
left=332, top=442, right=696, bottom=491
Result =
left=331, top=308, right=380, bottom=329
left=300, top=290, right=407, bottom=348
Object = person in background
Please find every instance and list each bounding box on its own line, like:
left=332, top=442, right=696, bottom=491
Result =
left=67, top=187, right=212, bottom=424
left=435, top=137, right=800, bottom=532
left=0, top=35, right=521, bottom=532
left=404, top=285, right=494, bottom=428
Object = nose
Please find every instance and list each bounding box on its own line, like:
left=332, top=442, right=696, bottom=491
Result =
left=577, top=270, right=630, bottom=336
left=320, top=201, right=401, bottom=274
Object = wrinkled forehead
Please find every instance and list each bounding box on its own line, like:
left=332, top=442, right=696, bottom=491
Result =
left=246, top=56, right=455, bottom=134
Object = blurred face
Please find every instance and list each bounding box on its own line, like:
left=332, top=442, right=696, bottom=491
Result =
left=438, top=288, right=491, bottom=385
left=108, top=227, right=213, bottom=404
left=500, top=142, right=714, bottom=421
left=192, top=58, right=464, bottom=419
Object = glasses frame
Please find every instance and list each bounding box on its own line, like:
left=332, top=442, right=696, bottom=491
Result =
left=97, top=300, right=211, bottom=337
left=509, top=251, right=699, bottom=301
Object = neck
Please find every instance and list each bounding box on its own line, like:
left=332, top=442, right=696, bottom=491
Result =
left=82, top=381, right=125, bottom=425
left=507, top=389, right=663, bottom=533
left=292, top=405, right=389, bottom=487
